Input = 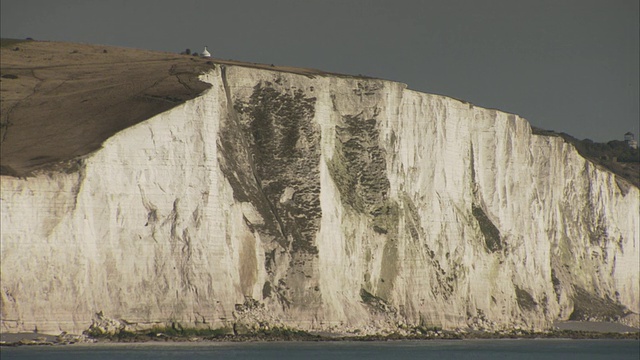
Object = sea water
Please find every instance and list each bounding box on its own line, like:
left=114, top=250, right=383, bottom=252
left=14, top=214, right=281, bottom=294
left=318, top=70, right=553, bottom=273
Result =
left=1, top=339, right=638, bottom=359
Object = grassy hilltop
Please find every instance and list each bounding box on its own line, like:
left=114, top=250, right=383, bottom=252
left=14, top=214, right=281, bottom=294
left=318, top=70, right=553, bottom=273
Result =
left=1, top=39, right=637, bottom=188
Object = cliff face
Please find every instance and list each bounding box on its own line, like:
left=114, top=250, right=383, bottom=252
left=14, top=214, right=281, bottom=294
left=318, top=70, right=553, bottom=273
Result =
left=1, top=65, right=638, bottom=335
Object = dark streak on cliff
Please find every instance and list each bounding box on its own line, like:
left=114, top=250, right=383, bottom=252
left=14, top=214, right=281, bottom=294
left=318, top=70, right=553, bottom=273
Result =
left=218, top=68, right=289, bottom=252
left=234, top=81, right=320, bottom=255
left=327, top=108, right=401, bottom=301
left=472, top=205, right=503, bottom=253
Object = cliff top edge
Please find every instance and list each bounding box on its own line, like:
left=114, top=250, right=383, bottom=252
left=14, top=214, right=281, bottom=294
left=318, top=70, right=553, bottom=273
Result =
left=1, top=40, right=637, bottom=187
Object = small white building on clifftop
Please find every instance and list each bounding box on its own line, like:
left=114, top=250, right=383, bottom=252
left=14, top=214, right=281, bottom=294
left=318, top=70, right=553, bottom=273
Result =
left=624, top=132, right=637, bottom=149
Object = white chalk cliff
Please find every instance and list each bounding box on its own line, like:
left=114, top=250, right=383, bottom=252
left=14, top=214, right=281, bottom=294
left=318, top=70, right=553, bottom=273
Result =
left=1, top=65, right=638, bottom=335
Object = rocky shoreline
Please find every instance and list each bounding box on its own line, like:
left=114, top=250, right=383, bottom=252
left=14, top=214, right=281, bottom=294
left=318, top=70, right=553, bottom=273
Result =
left=2, top=327, right=638, bottom=347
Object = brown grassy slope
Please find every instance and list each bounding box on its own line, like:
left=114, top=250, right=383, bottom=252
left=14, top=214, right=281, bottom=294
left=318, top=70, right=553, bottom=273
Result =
left=0, top=40, right=215, bottom=176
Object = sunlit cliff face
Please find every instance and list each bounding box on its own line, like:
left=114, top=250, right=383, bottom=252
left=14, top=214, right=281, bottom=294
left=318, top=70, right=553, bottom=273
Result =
left=1, top=65, right=638, bottom=335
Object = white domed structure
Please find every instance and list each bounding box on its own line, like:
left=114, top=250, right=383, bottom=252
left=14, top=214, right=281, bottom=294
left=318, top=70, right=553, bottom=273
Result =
left=201, top=46, right=211, bottom=58
left=625, top=132, right=637, bottom=149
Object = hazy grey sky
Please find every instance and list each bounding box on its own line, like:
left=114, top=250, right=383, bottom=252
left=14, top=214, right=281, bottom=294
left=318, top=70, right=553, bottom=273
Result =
left=2, top=0, right=638, bottom=142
